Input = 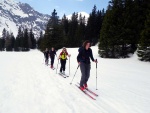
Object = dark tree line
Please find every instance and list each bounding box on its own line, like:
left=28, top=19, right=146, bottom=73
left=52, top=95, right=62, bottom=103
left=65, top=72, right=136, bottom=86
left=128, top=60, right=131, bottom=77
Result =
left=38, top=6, right=105, bottom=51
left=137, top=5, right=150, bottom=61
left=1, top=0, right=149, bottom=62
left=99, top=0, right=150, bottom=61
left=0, top=27, right=36, bottom=51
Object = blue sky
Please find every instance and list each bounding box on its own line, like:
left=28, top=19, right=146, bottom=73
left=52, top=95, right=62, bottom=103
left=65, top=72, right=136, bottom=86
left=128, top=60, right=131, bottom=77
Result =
left=18, top=0, right=110, bottom=17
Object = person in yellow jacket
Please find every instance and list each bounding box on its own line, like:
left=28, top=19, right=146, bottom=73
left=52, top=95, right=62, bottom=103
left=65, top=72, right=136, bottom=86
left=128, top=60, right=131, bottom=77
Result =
left=58, top=47, right=71, bottom=74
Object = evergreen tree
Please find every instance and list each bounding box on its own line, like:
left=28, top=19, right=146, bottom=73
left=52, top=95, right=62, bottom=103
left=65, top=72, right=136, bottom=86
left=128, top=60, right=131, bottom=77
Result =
left=17, top=27, right=25, bottom=51
left=49, top=9, right=59, bottom=26
left=98, top=9, right=111, bottom=58
left=5, top=31, right=13, bottom=51
left=37, top=6, right=106, bottom=50
left=98, top=0, right=150, bottom=58
left=11, top=33, right=15, bottom=51
left=14, top=36, right=20, bottom=51
left=2, top=28, right=7, bottom=39
left=75, top=14, right=86, bottom=46
left=28, top=34, right=32, bottom=49
left=0, top=38, right=2, bottom=51
left=61, top=14, right=69, bottom=46
left=22, top=28, right=29, bottom=51
left=85, top=5, right=104, bottom=45
left=67, top=12, right=78, bottom=47
left=95, top=10, right=103, bottom=44
left=41, top=9, right=63, bottom=51
left=85, top=5, right=97, bottom=44
left=99, top=0, right=125, bottom=58
left=29, top=29, right=36, bottom=49
left=37, top=31, right=43, bottom=49
left=15, top=27, right=22, bottom=51
left=39, top=7, right=105, bottom=50
left=2, top=28, right=7, bottom=51
left=62, top=14, right=69, bottom=36
left=137, top=6, right=150, bottom=61
left=122, top=0, right=148, bottom=54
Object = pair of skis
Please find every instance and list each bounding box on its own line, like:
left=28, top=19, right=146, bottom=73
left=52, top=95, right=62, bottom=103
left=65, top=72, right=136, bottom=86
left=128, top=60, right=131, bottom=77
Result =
left=75, top=83, right=98, bottom=100
left=50, top=67, right=55, bottom=70
left=50, top=66, right=69, bottom=78
left=58, top=73, right=69, bottom=78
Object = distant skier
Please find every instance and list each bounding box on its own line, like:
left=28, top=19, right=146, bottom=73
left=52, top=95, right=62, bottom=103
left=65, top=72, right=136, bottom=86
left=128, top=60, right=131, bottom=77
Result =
left=49, top=47, right=57, bottom=69
left=44, top=48, right=49, bottom=65
left=77, top=40, right=97, bottom=91
left=58, top=47, right=71, bottom=75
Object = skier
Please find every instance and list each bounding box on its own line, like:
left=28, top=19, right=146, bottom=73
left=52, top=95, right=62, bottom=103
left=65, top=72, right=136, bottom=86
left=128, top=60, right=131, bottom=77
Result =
left=77, top=40, right=97, bottom=91
left=44, top=48, right=49, bottom=65
left=49, top=47, right=57, bottom=69
left=58, top=47, right=71, bottom=75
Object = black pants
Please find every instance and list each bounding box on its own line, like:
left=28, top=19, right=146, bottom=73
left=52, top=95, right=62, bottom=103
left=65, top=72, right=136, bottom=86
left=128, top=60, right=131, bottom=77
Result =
left=60, top=59, right=66, bottom=72
left=45, top=57, right=49, bottom=65
left=80, top=62, right=91, bottom=87
left=50, top=57, right=55, bottom=66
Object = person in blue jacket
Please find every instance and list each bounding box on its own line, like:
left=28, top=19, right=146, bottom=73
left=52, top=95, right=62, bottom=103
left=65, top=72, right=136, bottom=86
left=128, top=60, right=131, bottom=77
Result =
left=77, top=40, right=97, bottom=91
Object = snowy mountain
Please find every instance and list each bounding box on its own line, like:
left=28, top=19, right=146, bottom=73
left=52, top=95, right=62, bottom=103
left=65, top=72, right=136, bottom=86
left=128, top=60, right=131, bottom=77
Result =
left=0, top=0, right=90, bottom=38
left=0, top=0, right=50, bottom=37
left=67, top=12, right=89, bottom=23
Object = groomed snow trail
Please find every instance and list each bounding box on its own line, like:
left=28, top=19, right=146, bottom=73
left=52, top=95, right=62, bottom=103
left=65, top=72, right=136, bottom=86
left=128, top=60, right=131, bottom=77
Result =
left=0, top=47, right=150, bottom=113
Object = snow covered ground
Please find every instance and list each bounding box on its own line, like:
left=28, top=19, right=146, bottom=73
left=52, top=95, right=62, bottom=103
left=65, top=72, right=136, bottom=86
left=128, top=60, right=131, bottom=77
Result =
left=0, top=46, right=150, bottom=113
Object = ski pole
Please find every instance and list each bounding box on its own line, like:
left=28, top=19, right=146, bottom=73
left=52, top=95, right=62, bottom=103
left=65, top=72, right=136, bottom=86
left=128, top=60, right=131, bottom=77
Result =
left=96, top=59, right=98, bottom=90
left=70, top=65, right=79, bottom=85
left=43, top=58, right=45, bottom=64
left=69, top=57, right=70, bottom=76
left=56, top=58, right=59, bottom=74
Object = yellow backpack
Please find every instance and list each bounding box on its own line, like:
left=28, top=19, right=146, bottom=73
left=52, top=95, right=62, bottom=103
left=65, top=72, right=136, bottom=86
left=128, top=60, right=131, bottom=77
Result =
left=61, top=52, right=67, bottom=60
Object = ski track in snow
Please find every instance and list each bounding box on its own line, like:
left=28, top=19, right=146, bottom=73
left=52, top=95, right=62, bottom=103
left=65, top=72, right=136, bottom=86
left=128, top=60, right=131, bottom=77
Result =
left=0, top=46, right=150, bottom=113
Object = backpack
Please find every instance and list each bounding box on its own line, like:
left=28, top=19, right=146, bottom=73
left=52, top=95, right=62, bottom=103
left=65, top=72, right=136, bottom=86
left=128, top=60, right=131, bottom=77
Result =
left=60, top=52, right=67, bottom=60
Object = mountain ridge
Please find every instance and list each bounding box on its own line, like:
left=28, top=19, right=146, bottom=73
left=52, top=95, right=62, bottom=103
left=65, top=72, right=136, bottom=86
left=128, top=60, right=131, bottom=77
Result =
left=0, top=0, right=50, bottom=37
left=0, top=0, right=89, bottom=38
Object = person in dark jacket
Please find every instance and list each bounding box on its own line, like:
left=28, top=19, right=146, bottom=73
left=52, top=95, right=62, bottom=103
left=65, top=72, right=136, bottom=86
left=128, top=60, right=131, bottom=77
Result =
left=77, top=40, right=97, bottom=91
left=49, top=47, right=57, bottom=68
left=44, top=48, right=49, bottom=65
